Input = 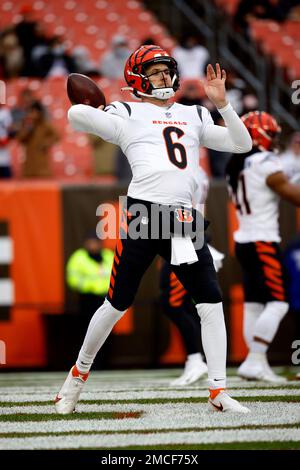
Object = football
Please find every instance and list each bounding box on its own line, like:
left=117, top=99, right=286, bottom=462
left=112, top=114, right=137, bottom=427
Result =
left=67, top=73, right=106, bottom=108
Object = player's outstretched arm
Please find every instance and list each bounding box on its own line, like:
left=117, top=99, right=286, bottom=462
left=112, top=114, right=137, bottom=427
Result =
left=267, top=171, right=300, bottom=206
left=68, top=104, right=123, bottom=144
left=201, top=103, right=252, bottom=153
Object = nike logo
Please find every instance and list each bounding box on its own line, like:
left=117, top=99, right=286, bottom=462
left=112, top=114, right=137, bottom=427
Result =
left=209, top=400, right=223, bottom=411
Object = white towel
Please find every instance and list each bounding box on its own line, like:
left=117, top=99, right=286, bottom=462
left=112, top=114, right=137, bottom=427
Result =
left=170, top=235, right=198, bottom=265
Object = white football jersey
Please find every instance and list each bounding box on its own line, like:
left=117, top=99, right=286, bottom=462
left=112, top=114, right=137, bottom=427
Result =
left=105, top=101, right=212, bottom=206
left=68, top=100, right=251, bottom=206
left=233, top=151, right=283, bottom=243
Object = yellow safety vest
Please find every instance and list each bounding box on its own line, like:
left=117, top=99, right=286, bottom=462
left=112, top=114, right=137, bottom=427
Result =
left=66, top=248, right=114, bottom=295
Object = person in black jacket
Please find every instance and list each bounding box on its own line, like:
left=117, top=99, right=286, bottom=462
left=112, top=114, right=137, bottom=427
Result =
left=35, top=36, right=77, bottom=78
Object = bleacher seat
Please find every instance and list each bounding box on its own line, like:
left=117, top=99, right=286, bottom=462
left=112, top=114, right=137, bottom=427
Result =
left=2, top=0, right=178, bottom=179
left=250, top=19, right=300, bottom=83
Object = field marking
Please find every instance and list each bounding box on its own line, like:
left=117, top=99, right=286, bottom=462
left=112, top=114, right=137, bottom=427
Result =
left=0, top=369, right=299, bottom=450
left=1, top=427, right=299, bottom=450
left=0, top=402, right=299, bottom=433
left=0, top=386, right=299, bottom=404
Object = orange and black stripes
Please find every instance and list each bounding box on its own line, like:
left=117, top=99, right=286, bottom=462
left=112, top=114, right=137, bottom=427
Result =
left=169, top=271, right=187, bottom=307
left=108, top=211, right=128, bottom=299
left=255, top=241, right=286, bottom=301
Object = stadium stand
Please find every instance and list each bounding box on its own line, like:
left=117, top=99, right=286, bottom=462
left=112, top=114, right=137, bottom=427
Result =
left=1, top=0, right=179, bottom=178
left=2, top=0, right=298, bottom=178
left=214, top=1, right=300, bottom=80
left=250, top=19, right=300, bottom=80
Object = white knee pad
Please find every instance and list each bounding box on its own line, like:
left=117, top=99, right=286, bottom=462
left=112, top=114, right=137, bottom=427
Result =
left=253, top=301, right=289, bottom=344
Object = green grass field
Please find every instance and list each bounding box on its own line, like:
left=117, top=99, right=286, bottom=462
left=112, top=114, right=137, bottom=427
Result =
left=0, top=368, right=299, bottom=450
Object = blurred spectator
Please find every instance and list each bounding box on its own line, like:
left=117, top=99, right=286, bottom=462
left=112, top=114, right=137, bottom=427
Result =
left=100, top=35, right=130, bottom=79
left=233, top=0, right=300, bottom=34
left=14, top=5, right=41, bottom=75
left=173, top=35, right=209, bottom=79
left=0, top=29, right=24, bottom=78
left=17, top=101, right=59, bottom=177
left=30, top=23, right=51, bottom=72
left=0, top=104, right=13, bottom=178
left=35, top=36, right=77, bottom=78
left=178, top=80, right=203, bottom=106
left=11, top=88, right=38, bottom=135
left=66, top=233, right=114, bottom=318
left=280, top=132, right=300, bottom=181
left=89, top=135, right=118, bottom=175
left=72, top=46, right=99, bottom=76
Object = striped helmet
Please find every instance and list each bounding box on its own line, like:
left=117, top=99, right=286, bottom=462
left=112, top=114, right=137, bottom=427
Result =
left=124, top=44, right=179, bottom=100
left=241, top=111, right=281, bottom=151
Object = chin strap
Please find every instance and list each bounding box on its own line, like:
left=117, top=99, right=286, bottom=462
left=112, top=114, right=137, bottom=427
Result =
left=121, top=86, right=175, bottom=100
left=150, top=88, right=175, bottom=100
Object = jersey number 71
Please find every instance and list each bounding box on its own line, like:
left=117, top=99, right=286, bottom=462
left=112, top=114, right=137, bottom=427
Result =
left=235, top=173, right=251, bottom=215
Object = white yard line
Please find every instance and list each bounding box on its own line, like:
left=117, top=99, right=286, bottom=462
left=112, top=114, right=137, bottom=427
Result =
left=0, top=382, right=298, bottom=396
left=0, top=369, right=295, bottom=388
left=0, top=427, right=299, bottom=450
left=0, top=403, right=299, bottom=434
left=0, top=370, right=298, bottom=450
left=0, top=387, right=299, bottom=404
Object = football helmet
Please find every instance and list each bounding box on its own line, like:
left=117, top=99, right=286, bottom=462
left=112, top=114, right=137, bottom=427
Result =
left=241, top=111, right=281, bottom=151
left=123, top=45, right=179, bottom=100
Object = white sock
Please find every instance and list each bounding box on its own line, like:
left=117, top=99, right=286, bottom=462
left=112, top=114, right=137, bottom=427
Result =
left=243, top=303, right=264, bottom=348
left=250, top=301, right=289, bottom=354
left=196, top=302, right=226, bottom=389
left=76, top=298, right=127, bottom=373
